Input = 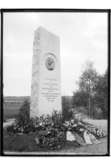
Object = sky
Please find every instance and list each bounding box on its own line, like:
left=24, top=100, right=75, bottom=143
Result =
left=3, top=12, right=108, bottom=96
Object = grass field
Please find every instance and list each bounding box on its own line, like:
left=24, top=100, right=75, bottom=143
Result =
left=3, top=103, right=21, bottom=121
left=3, top=119, right=108, bottom=155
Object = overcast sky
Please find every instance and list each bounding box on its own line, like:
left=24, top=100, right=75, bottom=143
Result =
left=3, top=12, right=107, bottom=96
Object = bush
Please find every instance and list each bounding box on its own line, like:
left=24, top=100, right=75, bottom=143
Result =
left=17, top=100, right=30, bottom=125
left=71, top=107, right=88, bottom=121
left=93, top=107, right=103, bottom=119
left=62, top=96, right=72, bottom=121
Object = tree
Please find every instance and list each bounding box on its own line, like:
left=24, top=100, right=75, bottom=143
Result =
left=79, top=62, right=98, bottom=93
left=94, top=70, right=108, bottom=118
left=73, top=91, right=89, bottom=108
left=72, top=61, right=108, bottom=119
left=78, top=61, right=99, bottom=118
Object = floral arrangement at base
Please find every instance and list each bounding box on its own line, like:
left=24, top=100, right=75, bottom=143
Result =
left=6, top=110, right=106, bottom=150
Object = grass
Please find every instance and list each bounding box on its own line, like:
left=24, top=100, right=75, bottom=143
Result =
left=3, top=119, right=108, bottom=155
left=84, top=119, right=107, bottom=132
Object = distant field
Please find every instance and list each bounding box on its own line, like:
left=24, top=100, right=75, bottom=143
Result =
left=3, top=103, right=22, bottom=120
left=3, top=96, right=71, bottom=120
left=3, top=96, right=30, bottom=120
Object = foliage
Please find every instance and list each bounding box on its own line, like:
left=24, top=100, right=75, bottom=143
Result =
left=17, top=100, right=30, bottom=125
left=52, top=111, right=63, bottom=128
left=79, top=62, right=99, bottom=94
left=73, top=107, right=88, bottom=117
left=6, top=109, right=106, bottom=151
left=72, top=61, right=108, bottom=119
left=7, top=111, right=66, bottom=150
left=94, top=70, right=108, bottom=119
left=63, top=119, right=106, bottom=138
left=93, top=107, right=103, bottom=119
left=62, top=96, right=73, bottom=121
left=36, top=127, right=65, bottom=150
left=72, top=91, right=89, bottom=108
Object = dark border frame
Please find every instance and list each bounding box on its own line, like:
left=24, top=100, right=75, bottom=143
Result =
left=0, top=8, right=110, bottom=156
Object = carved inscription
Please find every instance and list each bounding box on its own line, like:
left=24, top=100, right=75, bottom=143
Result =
left=41, top=78, right=60, bottom=102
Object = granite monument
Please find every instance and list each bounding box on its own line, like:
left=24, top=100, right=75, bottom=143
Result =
left=30, top=27, right=62, bottom=117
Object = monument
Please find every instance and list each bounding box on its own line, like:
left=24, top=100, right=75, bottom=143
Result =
left=30, top=27, right=62, bottom=117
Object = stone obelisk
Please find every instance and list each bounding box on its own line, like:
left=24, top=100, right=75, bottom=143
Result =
left=30, top=27, right=62, bottom=118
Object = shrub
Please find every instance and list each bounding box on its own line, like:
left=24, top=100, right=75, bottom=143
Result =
left=93, top=107, right=103, bottom=119
left=17, top=100, right=30, bottom=125
left=71, top=107, right=88, bottom=121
